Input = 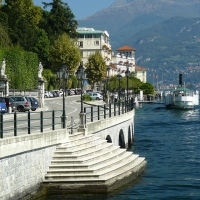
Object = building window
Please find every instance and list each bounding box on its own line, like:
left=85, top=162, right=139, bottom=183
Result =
left=77, top=41, right=83, bottom=48
left=93, top=34, right=101, bottom=38
left=94, top=41, right=99, bottom=45
left=87, top=41, right=91, bottom=46
left=87, top=51, right=90, bottom=56
left=78, top=34, right=84, bottom=38
left=85, top=34, right=92, bottom=38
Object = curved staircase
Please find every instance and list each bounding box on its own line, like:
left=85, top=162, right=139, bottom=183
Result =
left=43, top=132, right=147, bottom=195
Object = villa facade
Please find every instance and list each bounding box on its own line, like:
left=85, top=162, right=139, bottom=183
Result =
left=76, top=27, right=147, bottom=90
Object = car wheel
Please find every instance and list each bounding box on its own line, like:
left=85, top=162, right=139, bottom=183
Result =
left=96, top=97, right=100, bottom=100
left=17, top=106, right=25, bottom=112
left=31, top=108, right=36, bottom=111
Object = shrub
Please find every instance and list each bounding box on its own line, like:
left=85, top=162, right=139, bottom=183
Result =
left=83, top=94, right=92, bottom=101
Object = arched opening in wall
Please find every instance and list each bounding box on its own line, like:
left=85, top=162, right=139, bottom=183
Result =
left=119, top=129, right=125, bottom=148
left=128, top=126, right=132, bottom=149
left=106, top=135, right=112, bottom=143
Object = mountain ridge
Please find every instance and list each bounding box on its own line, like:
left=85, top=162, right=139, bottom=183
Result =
left=78, top=0, right=200, bottom=86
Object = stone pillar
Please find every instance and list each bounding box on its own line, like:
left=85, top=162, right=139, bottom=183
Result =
left=0, top=78, right=8, bottom=97
left=0, top=59, right=9, bottom=96
left=78, top=112, right=86, bottom=133
left=38, top=79, right=45, bottom=108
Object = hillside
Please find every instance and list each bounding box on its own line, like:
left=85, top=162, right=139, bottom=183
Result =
left=122, top=16, right=200, bottom=86
left=78, top=0, right=200, bottom=87
left=78, top=0, right=200, bottom=51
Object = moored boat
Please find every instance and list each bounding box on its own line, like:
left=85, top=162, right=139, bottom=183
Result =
left=164, top=74, right=199, bottom=109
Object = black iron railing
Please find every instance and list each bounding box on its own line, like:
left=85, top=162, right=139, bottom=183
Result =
left=0, top=110, right=66, bottom=139
left=84, top=98, right=134, bottom=123
left=0, top=98, right=134, bottom=139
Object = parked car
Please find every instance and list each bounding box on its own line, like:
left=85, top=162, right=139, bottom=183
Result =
left=51, top=90, right=60, bottom=97
left=44, top=91, right=50, bottom=98
left=0, top=98, right=7, bottom=113
left=88, top=92, right=103, bottom=100
left=67, top=89, right=75, bottom=96
left=28, top=97, right=39, bottom=111
left=48, top=91, right=54, bottom=98
left=10, top=96, right=31, bottom=112
left=0, top=97, right=16, bottom=112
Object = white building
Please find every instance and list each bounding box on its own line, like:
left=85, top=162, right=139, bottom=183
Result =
left=76, top=28, right=147, bottom=89
left=76, top=27, right=112, bottom=65
left=110, top=45, right=135, bottom=77
left=135, top=66, right=147, bottom=83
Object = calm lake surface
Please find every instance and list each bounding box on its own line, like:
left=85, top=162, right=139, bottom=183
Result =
left=41, top=103, right=200, bottom=200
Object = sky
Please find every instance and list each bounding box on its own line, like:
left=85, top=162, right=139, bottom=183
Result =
left=33, top=0, right=114, bottom=20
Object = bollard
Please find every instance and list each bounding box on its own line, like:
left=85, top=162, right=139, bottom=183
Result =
left=8, top=107, right=12, bottom=113
left=60, top=114, right=68, bottom=129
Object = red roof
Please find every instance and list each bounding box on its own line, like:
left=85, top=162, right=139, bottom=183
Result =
left=135, top=66, right=146, bottom=71
left=117, top=46, right=136, bottom=51
left=110, top=64, right=117, bottom=69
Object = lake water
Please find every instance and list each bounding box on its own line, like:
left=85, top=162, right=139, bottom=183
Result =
left=40, top=103, right=200, bottom=200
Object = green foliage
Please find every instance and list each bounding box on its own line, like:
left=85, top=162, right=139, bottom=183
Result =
left=107, top=74, right=153, bottom=94
left=42, top=0, right=78, bottom=43
left=2, top=0, right=43, bottom=46
left=0, top=47, right=38, bottom=90
left=85, top=52, right=107, bottom=89
left=70, top=74, right=78, bottom=89
left=32, top=28, right=50, bottom=65
left=83, top=94, right=92, bottom=101
left=0, top=23, right=11, bottom=48
left=140, top=82, right=154, bottom=94
left=42, top=68, right=55, bottom=90
left=50, top=33, right=81, bottom=73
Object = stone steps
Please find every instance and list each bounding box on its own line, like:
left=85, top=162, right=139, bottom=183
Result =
left=45, top=157, right=145, bottom=182
left=51, top=146, right=126, bottom=164
left=46, top=154, right=139, bottom=176
left=43, top=132, right=147, bottom=193
left=55, top=139, right=108, bottom=155
left=48, top=149, right=137, bottom=171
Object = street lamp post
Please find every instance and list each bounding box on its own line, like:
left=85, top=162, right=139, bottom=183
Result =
left=125, top=66, right=130, bottom=111
left=125, top=66, right=130, bottom=100
left=57, top=64, right=69, bottom=129
left=76, top=62, right=87, bottom=129
left=117, top=74, right=122, bottom=102
left=4, top=80, right=7, bottom=97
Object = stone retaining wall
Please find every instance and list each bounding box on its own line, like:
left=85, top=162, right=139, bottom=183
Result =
left=0, top=110, right=135, bottom=199
left=0, top=129, right=68, bottom=200
left=85, top=110, right=135, bottom=148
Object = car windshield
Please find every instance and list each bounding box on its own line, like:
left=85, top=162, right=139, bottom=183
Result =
left=31, top=97, right=37, bottom=101
left=9, top=98, right=14, bottom=102
left=0, top=98, right=5, bottom=103
left=24, top=97, right=31, bottom=102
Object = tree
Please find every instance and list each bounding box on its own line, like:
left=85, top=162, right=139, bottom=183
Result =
left=32, top=28, right=50, bottom=65
left=0, top=23, right=11, bottom=48
left=42, top=0, right=78, bottom=43
left=42, top=68, right=55, bottom=90
left=140, top=82, right=154, bottom=94
left=85, top=52, right=107, bottom=89
left=50, top=33, right=81, bottom=73
left=2, top=0, right=42, bottom=46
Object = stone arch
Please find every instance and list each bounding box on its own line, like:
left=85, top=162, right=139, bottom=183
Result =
left=106, top=135, right=112, bottom=143
left=119, top=129, right=125, bottom=148
left=128, top=126, right=132, bottom=148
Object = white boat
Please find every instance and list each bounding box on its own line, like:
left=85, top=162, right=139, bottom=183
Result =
left=165, top=87, right=199, bottom=109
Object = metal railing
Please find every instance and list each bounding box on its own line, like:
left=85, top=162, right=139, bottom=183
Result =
left=84, top=98, right=134, bottom=123
left=0, top=98, right=135, bottom=139
left=0, top=110, right=78, bottom=139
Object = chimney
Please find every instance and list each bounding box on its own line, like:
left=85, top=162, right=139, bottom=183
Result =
left=179, top=74, right=182, bottom=85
